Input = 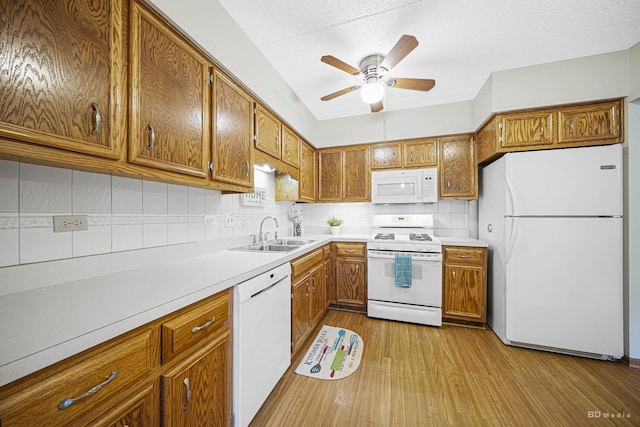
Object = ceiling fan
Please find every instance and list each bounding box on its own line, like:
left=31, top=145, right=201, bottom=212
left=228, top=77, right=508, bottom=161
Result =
left=320, top=35, right=435, bottom=113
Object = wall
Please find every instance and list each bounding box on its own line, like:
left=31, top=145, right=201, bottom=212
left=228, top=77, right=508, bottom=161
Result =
left=0, top=161, right=292, bottom=269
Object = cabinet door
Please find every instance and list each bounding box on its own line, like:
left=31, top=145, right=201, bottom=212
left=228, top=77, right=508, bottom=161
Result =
left=254, top=104, right=281, bottom=158
left=310, top=266, right=325, bottom=326
left=299, top=142, right=316, bottom=202
left=292, top=277, right=311, bottom=354
left=212, top=69, right=253, bottom=187
left=0, top=0, right=125, bottom=159
left=402, top=138, right=438, bottom=168
left=130, top=2, right=210, bottom=177
left=335, top=259, right=366, bottom=309
left=161, top=333, right=231, bottom=427
left=318, top=150, right=343, bottom=201
left=557, top=100, right=622, bottom=145
left=90, top=381, right=159, bottom=427
left=439, top=135, right=477, bottom=199
left=281, top=125, right=300, bottom=167
left=342, top=147, right=371, bottom=201
left=498, top=111, right=555, bottom=149
left=476, top=117, right=500, bottom=165
left=443, top=265, right=486, bottom=322
left=323, top=257, right=334, bottom=309
left=371, top=143, right=402, bottom=169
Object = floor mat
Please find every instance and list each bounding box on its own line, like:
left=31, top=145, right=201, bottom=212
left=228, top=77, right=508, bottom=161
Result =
left=294, top=325, right=363, bottom=380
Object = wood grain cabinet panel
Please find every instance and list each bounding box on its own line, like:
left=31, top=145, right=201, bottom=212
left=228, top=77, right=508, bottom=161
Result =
left=498, top=111, right=555, bottom=149
left=333, top=243, right=367, bottom=311
left=402, top=138, right=438, bottom=168
left=371, top=143, right=402, bottom=169
left=211, top=69, right=254, bottom=187
left=129, top=2, right=210, bottom=177
left=439, top=135, right=477, bottom=199
left=442, top=246, right=487, bottom=324
left=90, top=381, right=159, bottom=427
left=282, top=125, right=301, bottom=168
left=298, top=142, right=316, bottom=202
left=342, top=147, right=371, bottom=201
left=318, top=149, right=343, bottom=201
left=476, top=117, right=500, bottom=165
left=161, top=333, right=231, bottom=427
left=558, top=100, right=622, bottom=145
left=0, top=0, right=126, bottom=159
left=254, top=104, right=281, bottom=159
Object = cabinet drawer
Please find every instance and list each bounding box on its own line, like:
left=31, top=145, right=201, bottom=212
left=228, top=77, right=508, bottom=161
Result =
left=443, top=246, right=486, bottom=265
left=0, top=329, right=156, bottom=426
left=291, top=248, right=323, bottom=280
left=161, top=289, right=231, bottom=363
left=334, top=242, right=366, bottom=257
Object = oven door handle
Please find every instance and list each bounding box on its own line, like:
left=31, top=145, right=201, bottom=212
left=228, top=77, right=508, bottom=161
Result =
left=367, top=250, right=442, bottom=261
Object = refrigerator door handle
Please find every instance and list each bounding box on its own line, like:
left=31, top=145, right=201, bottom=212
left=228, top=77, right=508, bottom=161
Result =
left=505, top=163, right=517, bottom=216
left=505, top=216, right=519, bottom=264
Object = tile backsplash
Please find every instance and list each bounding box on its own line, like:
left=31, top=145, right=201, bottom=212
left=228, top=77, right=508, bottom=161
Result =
left=0, top=160, right=293, bottom=267
left=0, top=159, right=473, bottom=268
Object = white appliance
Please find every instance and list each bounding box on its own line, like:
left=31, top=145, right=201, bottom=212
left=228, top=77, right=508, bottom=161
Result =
left=371, top=168, right=438, bottom=204
left=479, top=144, right=623, bottom=360
left=367, top=214, right=443, bottom=326
left=233, top=263, right=291, bottom=427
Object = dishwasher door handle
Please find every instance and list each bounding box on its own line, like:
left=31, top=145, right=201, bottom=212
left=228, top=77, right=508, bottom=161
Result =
left=249, top=276, right=290, bottom=299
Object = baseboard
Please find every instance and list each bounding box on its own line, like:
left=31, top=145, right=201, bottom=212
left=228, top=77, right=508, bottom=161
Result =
left=622, top=355, right=640, bottom=369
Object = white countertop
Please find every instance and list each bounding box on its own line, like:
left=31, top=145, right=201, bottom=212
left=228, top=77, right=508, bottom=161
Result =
left=0, top=232, right=485, bottom=387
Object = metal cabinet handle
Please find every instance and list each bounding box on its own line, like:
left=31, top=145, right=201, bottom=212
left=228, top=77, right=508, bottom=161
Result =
left=345, top=249, right=355, bottom=253
left=148, top=124, right=156, bottom=150
left=191, top=315, right=216, bottom=333
left=355, top=265, right=359, bottom=273
left=58, top=371, right=118, bottom=410
left=306, top=282, right=310, bottom=297
left=456, top=254, right=472, bottom=259
left=539, top=123, right=544, bottom=138
left=453, top=271, right=456, bottom=282
left=410, top=151, right=413, bottom=161
left=91, top=103, right=101, bottom=136
left=447, top=180, right=451, bottom=190
left=347, top=185, right=351, bottom=196
left=245, top=160, right=250, bottom=177
left=569, top=119, right=574, bottom=136
left=182, top=378, right=191, bottom=411
left=312, top=276, right=316, bottom=289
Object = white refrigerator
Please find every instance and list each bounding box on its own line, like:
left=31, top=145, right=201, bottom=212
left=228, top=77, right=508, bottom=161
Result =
left=479, top=144, right=623, bottom=359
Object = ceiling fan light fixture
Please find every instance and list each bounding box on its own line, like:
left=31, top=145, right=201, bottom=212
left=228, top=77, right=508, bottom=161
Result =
left=360, top=81, right=385, bottom=104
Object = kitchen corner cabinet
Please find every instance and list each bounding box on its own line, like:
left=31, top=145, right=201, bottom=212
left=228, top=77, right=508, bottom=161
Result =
left=254, top=104, right=282, bottom=159
left=291, top=248, right=327, bottom=354
left=333, top=242, right=367, bottom=311
left=129, top=1, right=210, bottom=177
left=439, top=135, right=477, bottom=200
left=211, top=69, right=254, bottom=188
left=298, top=141, right=317, bottom=202
left=0, top=0, right=126, bottom=160
left=442, top=246, right=487, bottom=324
left=0, top=288, right=232, bottom=427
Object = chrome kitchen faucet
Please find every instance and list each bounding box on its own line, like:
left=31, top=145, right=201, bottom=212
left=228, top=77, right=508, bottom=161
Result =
left=258, top=216, right=279, bottom=242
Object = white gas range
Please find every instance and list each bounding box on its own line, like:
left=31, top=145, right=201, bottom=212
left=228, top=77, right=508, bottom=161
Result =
left=367, top=214, right=443, bottom=326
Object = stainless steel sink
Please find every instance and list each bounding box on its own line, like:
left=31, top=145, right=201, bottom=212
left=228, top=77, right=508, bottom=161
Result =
left=230, top=238, right=315, bottom=253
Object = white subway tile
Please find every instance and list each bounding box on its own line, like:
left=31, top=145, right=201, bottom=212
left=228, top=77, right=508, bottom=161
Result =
left=0, top=160, right=19, bottom=213
left=0, top=214, right=19, bottom=267
left=112, top=215, right=143, bottom=252
left=168, top=184, right=189, bottom=214
left=188, top=187, right=206, bottom=215
left=20, top=214, right=72, bottom=263
left=112, top=176, right=142, bottom=214
left=73, top=171, right=111, bottom=214
left=20, top=163, right=72, bottom=213
left=73, top=220, right=112, bottom=257
left=143, top=180, right=167, bottom=214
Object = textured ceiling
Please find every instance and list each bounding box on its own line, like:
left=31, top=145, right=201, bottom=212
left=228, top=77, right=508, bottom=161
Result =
left=218, top=0, right=640, bottom=121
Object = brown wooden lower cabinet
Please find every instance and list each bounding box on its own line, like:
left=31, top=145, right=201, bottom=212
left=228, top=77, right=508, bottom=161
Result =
left=333, top=242, right=367, bottom=311
left=0, top=288, right=232, bottom=427
left=442, top=246, right=487, bottom=324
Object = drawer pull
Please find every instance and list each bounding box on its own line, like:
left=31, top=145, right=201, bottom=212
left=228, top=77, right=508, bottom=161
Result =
left=148, top=124, right=156, bottom=150
left=456, top=254, right=472, bottom=258
left=182, top=378, right=191, bottom=411
left=91, top=103, right=101, bottom=136
left=191, top=315, right=216, bottom=334
left=344, top=249, right=356, bottom=253
left=58, top=371, right=118, bottom=410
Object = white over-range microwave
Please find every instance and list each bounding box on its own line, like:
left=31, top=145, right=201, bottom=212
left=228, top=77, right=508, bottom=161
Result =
left=371, top=168, right=438, bottom=204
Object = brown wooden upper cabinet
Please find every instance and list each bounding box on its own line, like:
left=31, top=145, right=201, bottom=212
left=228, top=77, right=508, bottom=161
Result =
left=371, top=142, right=402, bottom=169
left=370, top=138, right=438, bottom=170
left=298, top=142, right=317, bottom=202
left=281, top=125, right=301, bottom=168
left=254, top=104, right=281, bottom=159
left=318, top=149, right=343, bottom=201
left=318, top=147, right=370, bottom=202
left=499, top=110, right=555, bottom=149
left=211, top=69, right=254, bottom=188
left=439, top=135, right=477, bottom=199
left=557, top=100, right=622, bottom=145
left=129, top=1, right=210, bottom=177
left=0, top=0, right=126, bottom=159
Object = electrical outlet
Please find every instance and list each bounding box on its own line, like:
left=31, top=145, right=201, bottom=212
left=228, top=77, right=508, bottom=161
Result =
left=53, top=215, right=88, bottom=232
left=225, top=213, right=234, bottom=227
left=203, top=215, right=216, bottom=226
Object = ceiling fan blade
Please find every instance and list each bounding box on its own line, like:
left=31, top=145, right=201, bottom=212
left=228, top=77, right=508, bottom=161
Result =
left=321, top=55, right=361, bottom=75
left=371, top=101, right=384, bottom=113
left=380, top=35, right=418, bottom=71
left=388, top=78, right=435, bottom=91
left=320, top=86, right=360, bottom=101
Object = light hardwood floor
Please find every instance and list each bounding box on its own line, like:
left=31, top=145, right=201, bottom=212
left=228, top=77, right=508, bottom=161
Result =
left=250, top=309, right=640, bottom=426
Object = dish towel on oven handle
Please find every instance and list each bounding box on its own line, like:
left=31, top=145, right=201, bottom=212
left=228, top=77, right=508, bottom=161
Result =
left=394, top=253, right=412, bottom=288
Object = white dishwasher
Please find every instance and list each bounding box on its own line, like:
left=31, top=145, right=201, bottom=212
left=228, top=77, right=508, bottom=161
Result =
left=233, top=263, right=291, bottom=427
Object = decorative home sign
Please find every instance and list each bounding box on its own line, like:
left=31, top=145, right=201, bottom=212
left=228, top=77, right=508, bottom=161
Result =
left=241, top=186, right=267, bottom=207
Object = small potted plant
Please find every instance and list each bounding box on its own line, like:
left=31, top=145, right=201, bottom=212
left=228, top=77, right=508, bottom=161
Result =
left=327, top=216, right=343, bottom=235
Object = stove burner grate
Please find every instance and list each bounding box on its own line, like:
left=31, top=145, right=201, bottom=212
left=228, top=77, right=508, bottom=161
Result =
left=409, top=233, right=432, bottom=241
left=374, top=233, right=395, bottom=240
